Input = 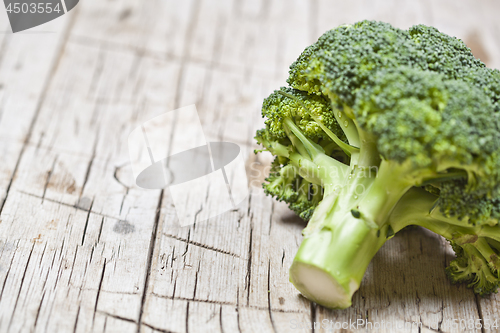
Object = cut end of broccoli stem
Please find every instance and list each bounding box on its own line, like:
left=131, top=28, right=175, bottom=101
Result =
left=289, top=262, right=356, bottom=309
left=290, top=199, right=389, bottom=308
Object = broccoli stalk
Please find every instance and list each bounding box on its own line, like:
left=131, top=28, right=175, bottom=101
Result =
left=388, top=188, right=500, bottom=295
left=290, top=169, right=388, bottom=308
left=286, top=118, right=465, bottom=308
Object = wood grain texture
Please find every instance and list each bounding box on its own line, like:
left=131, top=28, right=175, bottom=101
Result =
left=0, top=0, right=499, bottom=332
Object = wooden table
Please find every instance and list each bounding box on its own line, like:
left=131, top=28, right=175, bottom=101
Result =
left=0, top=0, right=499, bottom=332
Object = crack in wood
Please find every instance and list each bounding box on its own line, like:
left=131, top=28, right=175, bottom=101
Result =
left=192, top=204, right=203, bottom=227
left=236, top=287, right=242, bottom=333
left=245, top=218, right=253, bottom=306
left=97, top=217, right=104, bottom=244
left=170, top=246, right=176, bottom=270
left=185, top=302, right=190, bottom=333
left=38, top=242, right=47, bottom=266
left=80, top=198, right=94, bottom=246
left=193, top=261, right=200, bottom=299
left=162, top=233, right=239, bottom=258
left=96, top=310, right=137, bottom=324
left=141, top=322, right=176, bottom=333
left=172, top=279, right=177, bottom=299
left=268, top=201, right=274, bottom=236
left=41, top=259, right=51, bottom=292
left=79, top=131, right=99, bottom=199
left=7, top=242, right=35, bottom=331
left=0, top=242, right=18, bottom=301
left=267, top=259, right=277, bottom=333
left=219, top=305, right=224, bottom=333
left=67, top=244, right=79, bottom=287
left=93, top=259, right=106, bottom=324
left=18, top=190, right=128, bottom=224
left=33, top=290, right=46, bottom=329
left=475, top=294, right=486, bottom=333
left=103, top=316, right=107, bottom=332
left=310, top=302, right=316, bottom=333
left=49, top=243, right=58, bottom=270
left=181, top=229, right=191, bottom=261
left=73, top=304, right=81, bottom=333
left=149, top=292, right=307, bottom=313
left=137, top=190, right=164, bottom=333
left=53, top=243, right=66, bottom=288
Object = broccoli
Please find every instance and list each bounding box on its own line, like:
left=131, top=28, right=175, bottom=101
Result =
left=255, top=20, right=500, bottom=309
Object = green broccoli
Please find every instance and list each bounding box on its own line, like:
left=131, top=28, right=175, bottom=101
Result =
left=255, top=20, right=500, bottom=309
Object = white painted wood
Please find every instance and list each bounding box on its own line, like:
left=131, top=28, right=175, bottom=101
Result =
left=0, top=1, right=499, bottom=332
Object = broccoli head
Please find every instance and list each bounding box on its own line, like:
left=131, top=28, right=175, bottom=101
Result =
left=255, top=20, right=500, bottom=308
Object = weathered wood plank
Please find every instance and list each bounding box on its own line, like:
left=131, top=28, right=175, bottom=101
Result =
left=140, top=1, right=321, bottom=332
left=0, top=6, right=184, bottom=331
left=0, top=12, right=80, bottom=333
left=1, top=0, right=500, bottom=332
left=0, top=14, right=74, bottom=211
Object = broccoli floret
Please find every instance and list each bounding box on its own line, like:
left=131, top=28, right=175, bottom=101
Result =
left=255, top=88, right=352, bottom=215
left=262, top=87, right=347, bottom=143
left=289, top=179, right=323, bottom=221
left=255, top=21, right=500, bottom=309
left=262, top=164, right=300, bottom=203
left=288, top=21, right=422, bottom=106
left=408, top=25, right=500, bottom=114
left=446, top=239, right=500, bottom=296
left=408, top=24, right=485, bottom=75
left=355, top=67, right=446, bottom=166
left=438, top=180, right=500, bottom=225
